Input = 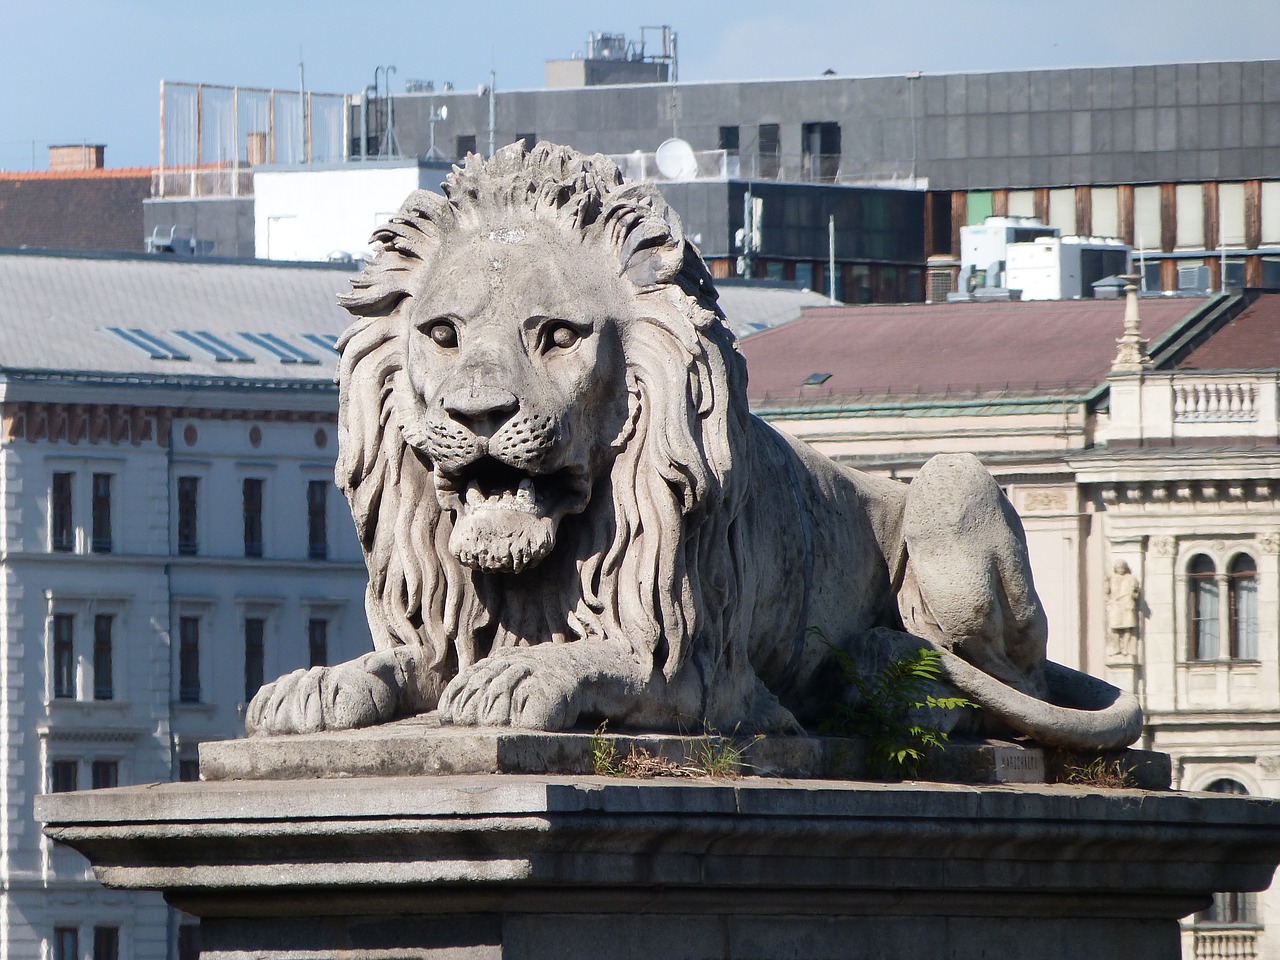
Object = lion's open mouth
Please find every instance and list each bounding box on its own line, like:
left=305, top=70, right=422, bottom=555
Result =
left=436, top=457, right=590, bottom=574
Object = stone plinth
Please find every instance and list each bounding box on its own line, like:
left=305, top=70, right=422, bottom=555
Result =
left=38, top=758, right=1280, bottom=960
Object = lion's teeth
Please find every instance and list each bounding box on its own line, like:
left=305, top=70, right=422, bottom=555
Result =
left=465, top=482, right=484, bottom=506
left=516, top=478, right=535, bottom=503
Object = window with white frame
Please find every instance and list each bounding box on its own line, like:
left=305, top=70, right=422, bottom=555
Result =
left=1187, top=552, right=1259, bottom=662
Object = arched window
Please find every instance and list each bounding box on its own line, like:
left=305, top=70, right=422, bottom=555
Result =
left=1196, top=779, right=1257, bottom=926
left=1188, top=554, right=1219, bottom=660
left=1229, top=555, right=1258, bottom=661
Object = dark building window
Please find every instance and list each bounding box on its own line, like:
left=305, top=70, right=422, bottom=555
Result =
left=93, top=926, right=119, bottom=960
left=1188, top=554, right=1219, bottom=660
left=307, top=480, right=328, bottom=560
left=177, top=476, right=199, bottom=555
left=244, top=617, right=265, bottom=702
left=243, top=478, right=264, bottom=558
left=309, top=618, right=329, bottom=668
left=757, top=123, right=780, bottom=179
left=516, top=133, right=536, bottom=151
left=801, top=121, right=841, bottom=182
left=54, top=928, right=78, bottom=960
left=50, top=760, right=78, bottom=793
left=52, top=472, right=74, bottom=552
left=90, top=760, right=118, bottom=790
left=718, top=125, right=740, bottom=154
left=178, top=758, right=201, bottom=782
left=456, top=134, right=477, bottom=159
left=93, top=614, right=113, bottom=701
left=177, top=924, right=200, bottom=960
left=91, top=473, right=112, bottom=553
left=1229, top=554, right=1258, bottom=660
left=178, top=616, right=201, bottom=703
left=53, top=614, right=75, bottom=699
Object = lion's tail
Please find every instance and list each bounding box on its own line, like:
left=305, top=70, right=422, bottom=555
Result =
left=938, top=650, right=1144, bottom=752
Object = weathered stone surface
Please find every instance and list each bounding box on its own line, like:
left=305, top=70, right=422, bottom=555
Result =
left=201, top=714, right=1172, bottom=788
left=36, top=774, right=1280, bottom=959
left=244, top=141, right=1142, bottom=754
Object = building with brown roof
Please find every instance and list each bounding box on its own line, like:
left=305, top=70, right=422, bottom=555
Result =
left=743, top=289, right=1280, bottom=958
left=0, top=147, right=152, bottom=253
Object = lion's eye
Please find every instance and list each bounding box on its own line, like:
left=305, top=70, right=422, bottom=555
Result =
left=546, top=322, right=580, bottom=350
left=425, top=320, right=458, bottom=349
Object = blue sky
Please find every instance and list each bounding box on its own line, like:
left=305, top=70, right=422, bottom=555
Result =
left=3, top=0, right=1279, bottom=170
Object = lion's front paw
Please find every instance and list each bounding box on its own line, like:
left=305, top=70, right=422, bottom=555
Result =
left=245, top=663, right=398, bottom=736
left=438, top=651, right=579, bottom=730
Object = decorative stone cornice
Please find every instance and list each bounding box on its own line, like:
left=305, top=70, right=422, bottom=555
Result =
left=1097, top=479, right=1273, bottom=506
left=2, top=402, right=336, bottom=448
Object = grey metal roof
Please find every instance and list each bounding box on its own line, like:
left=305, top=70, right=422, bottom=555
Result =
left=0, top=252, right=357, bottom=382
left=714, top=282, right=834, bottom=337
left=0, top=253, right=830, bottom=383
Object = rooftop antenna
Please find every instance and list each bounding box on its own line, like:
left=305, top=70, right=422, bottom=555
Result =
left=298, top=48, right=307, bottom=164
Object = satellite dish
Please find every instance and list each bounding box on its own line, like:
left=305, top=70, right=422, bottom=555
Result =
left=655, top=138, right=698, bottom=180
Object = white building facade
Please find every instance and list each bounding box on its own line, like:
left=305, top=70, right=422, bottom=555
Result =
left=0, top=252, right=372, bottom=960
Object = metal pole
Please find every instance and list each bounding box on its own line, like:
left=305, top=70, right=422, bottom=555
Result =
left=232, top=85, right=239, bottom=196
left=1220, top=211, right=1227, bottom=293
left=298, top=55, right=306, bottom=164
left=488, top=70, right=496, bottom=158
left=828, top=215, right=837, bottom=302
left=158, top=81, right=166, bottom=197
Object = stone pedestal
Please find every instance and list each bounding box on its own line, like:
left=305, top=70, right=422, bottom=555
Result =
left=36, top=727, right=1280, bottom=960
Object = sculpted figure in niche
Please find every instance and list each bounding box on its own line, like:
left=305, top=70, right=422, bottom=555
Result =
left=1105, top=560, right=1141, bottom=658
left=247, top=142, right=1141, bottom=751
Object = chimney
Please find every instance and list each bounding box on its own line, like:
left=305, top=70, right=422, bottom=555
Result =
left=49, top=144, right=106, bottom=171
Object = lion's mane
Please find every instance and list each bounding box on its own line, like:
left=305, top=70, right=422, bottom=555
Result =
left=335, top=142, right=753, bottom=716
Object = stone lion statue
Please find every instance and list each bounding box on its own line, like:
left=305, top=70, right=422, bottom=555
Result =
left=247, top=142, right=1141, bottom=751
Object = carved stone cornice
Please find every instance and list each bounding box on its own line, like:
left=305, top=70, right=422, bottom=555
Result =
left=2, top=402, right=336, bottom=448
left=1096, top=479, right=1273, bottom=506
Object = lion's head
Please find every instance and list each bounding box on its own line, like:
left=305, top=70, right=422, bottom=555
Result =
left=336, top=142, right=750, bottom=703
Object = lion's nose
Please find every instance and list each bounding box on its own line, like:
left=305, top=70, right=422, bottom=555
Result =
left=442, top=387, right=519, bottom=436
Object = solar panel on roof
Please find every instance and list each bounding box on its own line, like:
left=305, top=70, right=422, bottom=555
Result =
left=239, top=332, right=320, bottom=365
left=105, top=327, right=191, bottom=361
left=174, top=330, right=255, bottom=363
left=300, top=333, right=340, bottom=354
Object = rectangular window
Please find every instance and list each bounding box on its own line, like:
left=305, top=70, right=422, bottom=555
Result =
left=244, top=617, right=265, bottom=702
left=90, top=760, right=118, bottom=790
left=757, top=123, right=780, bottom=179
left=91, top=473, right=112, bottom=553
left=54, top=928, right=78, bottom=960
left=307, top=480, right=328, bottom=560
left=53, top=614, right=75, bottom=699
left=52, top=472, right=74, bottom=552
left=309, top=618, right=329, bottom=668
left=93, top=926, right=119, bottom=960
left=177, top=476, right=199, bottom=555
left=178, top=616, right=200, bottom=703
left=718, top=125, right=740, bottom=154
left=177, top=924, right=200, bottom=960
left=243, top=478, right=264, bottom=558
left=455, top=134, right=477, bottom=158
left=92, top=614, right=113, bottom=700
left=51, top=760, right=78, bottom=793
left=801, top=121, right=840, bottom=182
left=1175, top=182, right=1204, bottom=249
left=178, top=758, right=201, bottom=782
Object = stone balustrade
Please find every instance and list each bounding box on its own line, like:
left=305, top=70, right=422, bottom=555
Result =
left=1193, top=927, right=1260, bottom=960
left=1174, top=381, right=1261, bottom=423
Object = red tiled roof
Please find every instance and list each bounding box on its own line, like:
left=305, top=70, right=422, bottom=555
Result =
left=0, top=167, right=154, bottom=181
left=1177, top=294, right=1280, bottom=371
left=740, top=298, right=1209, bottom=402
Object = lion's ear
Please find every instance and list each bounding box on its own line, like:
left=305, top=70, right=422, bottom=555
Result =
left=605, top=184, right=687, bottom=287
